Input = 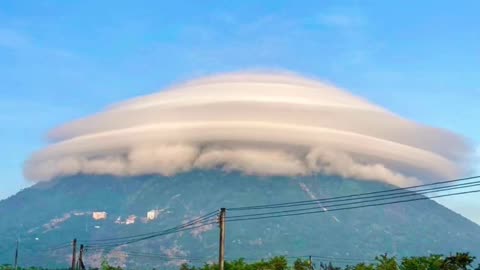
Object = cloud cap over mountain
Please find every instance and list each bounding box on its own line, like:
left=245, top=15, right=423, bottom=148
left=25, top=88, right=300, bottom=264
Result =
left=24, top=72, right=472, bottom=186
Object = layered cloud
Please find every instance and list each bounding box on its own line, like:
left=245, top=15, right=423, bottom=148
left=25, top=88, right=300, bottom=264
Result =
left=24, top=72, right=472, bottom=186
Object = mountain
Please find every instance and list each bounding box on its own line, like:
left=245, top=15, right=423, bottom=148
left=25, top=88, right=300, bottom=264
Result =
left=1, top=171, right=479, bottom=269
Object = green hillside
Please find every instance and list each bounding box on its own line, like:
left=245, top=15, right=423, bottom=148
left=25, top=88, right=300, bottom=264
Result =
left=0, top=171, right=479, bottom=269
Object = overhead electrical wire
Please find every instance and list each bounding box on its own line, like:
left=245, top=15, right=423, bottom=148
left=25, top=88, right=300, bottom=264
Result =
left=83, top=210, right=218, bottom=244
left=41, top=242, right=72, bottom=251
left=225, top=254, right=376, bottom=264
left=225, top=180, right=480, bottom=219
left=118, top=251, right=209, bottom=262
left=84, top=211, right=219, bottom=249
left=225, top=189, right=480, bottom=222
left=309, top=255, right=376, bottom=263
left=228, top=175, right=480, bottom=211
left=85, top=222, right=218, bottom=250
left=85, top=221, right=218, bottom=249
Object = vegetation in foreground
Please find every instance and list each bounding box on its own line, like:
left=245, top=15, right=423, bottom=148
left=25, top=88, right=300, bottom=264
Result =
left=1, top=252, right=479, bottom=270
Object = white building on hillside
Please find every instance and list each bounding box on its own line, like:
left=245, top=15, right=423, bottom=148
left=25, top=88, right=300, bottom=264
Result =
left=126, top=215, right=136, bottom=225
left=147, top=209, right=161, bottom=221
left=92, top=211, right=107, bottom=220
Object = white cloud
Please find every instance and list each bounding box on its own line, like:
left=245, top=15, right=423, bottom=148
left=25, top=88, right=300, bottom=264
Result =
left=24, top=72, right=472, bottom=186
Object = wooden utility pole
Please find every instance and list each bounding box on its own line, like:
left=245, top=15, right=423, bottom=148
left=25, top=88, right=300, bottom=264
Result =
left=14, top=239, right=18, bottom=270
left=71, top=238, right=77, bottom=270
left=218, top=208, right=226, bottom=270
left=78, top=244, right=86, bottom=270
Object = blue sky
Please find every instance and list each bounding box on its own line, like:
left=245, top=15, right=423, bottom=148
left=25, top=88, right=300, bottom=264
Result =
left=0, top=1, right=479, bottom=222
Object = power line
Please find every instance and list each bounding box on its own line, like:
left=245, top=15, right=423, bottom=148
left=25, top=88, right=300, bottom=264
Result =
left=225, top=254, right=376, bottom=264
left=41, top=242, right=72, bottom=251
left=228, top=175, right=480, bottom=211
left=85, top=220, right=218, bottom=249
left=230, top=179, right=480, bottom=211
left=225, top=189, right=480, bottom=222
left=309, top=255, right=376, bottom=263
left=12, top=241, right=71, bottom=254
left=29, top=212, right=220, bottom=256
left=82, top=210, right=218, bottom=244
left=86, top=222, right=217, bottom=249
left=226, top=181, right=480, bottom=219
left=118, top=251, right=210, bottom=262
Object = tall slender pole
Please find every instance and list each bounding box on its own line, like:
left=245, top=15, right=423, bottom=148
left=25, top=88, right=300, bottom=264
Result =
left=309, top=255, right=313, bottom=270
left=218, top=208, right=226, bottom=270
left=14, top=239, right=18, bottom=270
left=78, top=244, right=85, bottom=270
left=71, top=238, right=77, bottom=270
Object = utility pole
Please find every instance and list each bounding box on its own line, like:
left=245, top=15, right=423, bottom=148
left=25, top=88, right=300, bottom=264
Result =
left=78, top=244, right=85, bottom=270
left=309, top=255, right=313, bottom=270
left=14, top=239, right=18, bottom=270
left=71, top=238, right=77, bottom=270
left=218, top=208, right=226, bottom=270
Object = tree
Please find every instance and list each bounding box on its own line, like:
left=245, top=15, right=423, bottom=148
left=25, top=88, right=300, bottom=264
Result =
left=375, top=253, right=398, bottom=270
left=319, top=262, right=341, bottom=270
left=101, top=259, right=122, bottom=270
left=268, top=256, right=289, bottom=270
left=293, top=258, right=311, bottom=270
left=346, top=263, right=375, bottom=270
left=180, top=263, right=196, bottom=270
left=400, top=254, right=443, bottom=270
left=442, top=253, right=475, bottom=270
left=226, top=258, right=249, bottom=270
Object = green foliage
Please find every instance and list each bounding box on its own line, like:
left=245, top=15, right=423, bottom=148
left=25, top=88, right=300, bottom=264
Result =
left=319, top=262, right=341, bottom=270
left=1, top=252, right=477, bottom=270
left=180, top=263, right=195, bottom=270
left=100, top=259, right=122, bottom=270
left=293, top=258, right=311, bottom=270
left=269, top=256, right=289, bottom=270
left=442, top=253, right=476, bottom=270
left=400, top=254, right=444, bottom=270
left=375, top=254, right=398, bottom=270
left=177, top=253, right=477, bottom=270
left=345, top=263, right=375, bottom=270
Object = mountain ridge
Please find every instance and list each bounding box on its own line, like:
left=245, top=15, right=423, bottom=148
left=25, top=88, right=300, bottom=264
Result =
left=1, top=171, right=479, bottom=269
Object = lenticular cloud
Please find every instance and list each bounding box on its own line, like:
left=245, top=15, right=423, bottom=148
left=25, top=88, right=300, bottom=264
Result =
left=24, top=72, right=471, bottom=186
